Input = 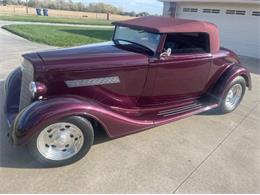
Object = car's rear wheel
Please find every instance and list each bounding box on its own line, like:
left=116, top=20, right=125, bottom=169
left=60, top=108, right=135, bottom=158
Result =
left=28, top=116, right=94, bottom=167
left=219, top=76, right=246, bottom=114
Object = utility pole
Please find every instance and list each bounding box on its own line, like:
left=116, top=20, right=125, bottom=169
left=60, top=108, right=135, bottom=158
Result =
left=26, top=0, right=29, bottom=14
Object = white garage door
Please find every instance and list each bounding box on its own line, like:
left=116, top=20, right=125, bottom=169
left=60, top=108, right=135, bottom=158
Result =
left=175, top=2, right=260, bottom=58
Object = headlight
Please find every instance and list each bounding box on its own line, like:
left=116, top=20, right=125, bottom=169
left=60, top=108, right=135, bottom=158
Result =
left=29, top=81, right=47, bottom=99
left=29, top=81, right=37, bottom=98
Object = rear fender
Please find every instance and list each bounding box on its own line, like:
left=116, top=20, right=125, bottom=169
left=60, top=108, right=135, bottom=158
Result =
left=13, top=96, right=154, bottom=145
left=210, top=65, right=252, bottom=102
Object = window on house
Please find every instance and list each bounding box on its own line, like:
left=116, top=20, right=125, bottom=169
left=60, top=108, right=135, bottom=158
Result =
left=190, top=8, right=198, bottom=12
left=183, top=8, right=190, bottom=12
left=226, top=10, right=236, bottom=14
left=226, top=10, right=246, bottom=15
left=203, top=9, right=211, bottom=13
left=164, top=33, right=210, bottom=54
left=183, top=8, right=198, bottom=13
left=236, top=10, right=246, bottom=15
left=252, top=11, right=260, bottom=16
left=203, top=9, right=220, bottom=14
left=212, top=9, right=220, bottom=13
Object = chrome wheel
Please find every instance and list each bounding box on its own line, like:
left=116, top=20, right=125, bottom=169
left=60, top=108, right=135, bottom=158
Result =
left=37, top=122, right=84, bottom=161
left=224, top=84, right=243, bottom=111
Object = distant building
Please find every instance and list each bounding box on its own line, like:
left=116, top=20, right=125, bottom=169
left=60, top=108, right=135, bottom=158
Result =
left=1, top=0, right=7, bottom=6
left=159, top=0, right=260, bottom=58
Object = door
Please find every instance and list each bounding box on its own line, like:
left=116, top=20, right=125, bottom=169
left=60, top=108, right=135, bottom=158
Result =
left=139, top=33, right=212, bottom=106
left=145, top=54, right=212, bottom=105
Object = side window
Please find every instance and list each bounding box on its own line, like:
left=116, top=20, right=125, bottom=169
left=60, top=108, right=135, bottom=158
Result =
left=164, top=33, right=210, bottom=54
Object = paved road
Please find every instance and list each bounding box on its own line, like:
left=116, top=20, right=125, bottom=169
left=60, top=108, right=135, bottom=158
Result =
left=0, top=21, right=55, bottom=80
left=0, top=25, right=260, bottom=193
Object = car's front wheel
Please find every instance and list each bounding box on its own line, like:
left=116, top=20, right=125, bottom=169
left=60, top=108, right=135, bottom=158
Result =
left=28, top=116, right=94, bottom=167
left=219, top=76, right=246, bottom=114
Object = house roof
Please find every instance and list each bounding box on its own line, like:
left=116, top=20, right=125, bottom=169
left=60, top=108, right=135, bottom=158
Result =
left=112, top=16, right=220, bottom=53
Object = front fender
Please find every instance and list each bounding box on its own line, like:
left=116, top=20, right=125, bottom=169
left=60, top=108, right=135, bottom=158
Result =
left=5, top=67, right=22, bottom=114
left=13, top=96, right=154, bottom=145
left=211, top=65, right=252, bottom=102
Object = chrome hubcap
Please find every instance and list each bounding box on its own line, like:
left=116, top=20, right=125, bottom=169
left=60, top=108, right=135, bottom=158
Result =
left=224, top=84, right=243, bottom=110
left=37, top=122, right=84, bottom=161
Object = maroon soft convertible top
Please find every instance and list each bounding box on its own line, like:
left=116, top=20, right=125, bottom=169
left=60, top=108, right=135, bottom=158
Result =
left=112, top=16, right=220, bottom=53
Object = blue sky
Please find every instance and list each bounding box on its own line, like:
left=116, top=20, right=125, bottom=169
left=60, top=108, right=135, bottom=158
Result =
left=77, top=0, right=163, bottom=14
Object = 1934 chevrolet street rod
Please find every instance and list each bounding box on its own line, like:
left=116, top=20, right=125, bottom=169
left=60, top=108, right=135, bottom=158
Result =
left=5, top=16, right=251, bottom=167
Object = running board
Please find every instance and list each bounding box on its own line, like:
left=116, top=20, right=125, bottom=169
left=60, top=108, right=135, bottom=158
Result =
left=154, top=97, right=218, bottom=123
left=158, top=102, right=203, bottom=117
left=154, top=100, right=219, bottom=126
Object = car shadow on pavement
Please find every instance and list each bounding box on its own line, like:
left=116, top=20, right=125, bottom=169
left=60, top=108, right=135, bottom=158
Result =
left=0, top=81, right=112, bottom=169
left=197, top=108, right=222, bottom=116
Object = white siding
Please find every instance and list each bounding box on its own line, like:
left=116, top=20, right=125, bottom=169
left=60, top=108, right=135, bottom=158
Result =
left=173, top=2, right=260, bottom=58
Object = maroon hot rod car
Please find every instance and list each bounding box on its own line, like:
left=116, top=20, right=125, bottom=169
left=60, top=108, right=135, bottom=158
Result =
left=5, top=16, right=251, bottom=167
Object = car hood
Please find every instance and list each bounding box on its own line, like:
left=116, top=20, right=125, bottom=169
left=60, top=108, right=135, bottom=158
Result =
left=34, top=42, right=149, bottom=71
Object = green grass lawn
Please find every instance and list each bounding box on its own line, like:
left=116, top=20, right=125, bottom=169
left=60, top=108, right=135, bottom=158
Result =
left=2, top=24, right=114, bottom=47
left=0, top=15, right=112, bottom=26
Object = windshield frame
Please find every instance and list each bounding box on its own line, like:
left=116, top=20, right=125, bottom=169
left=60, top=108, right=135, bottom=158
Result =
left=112, top=25, right=162, bottom=56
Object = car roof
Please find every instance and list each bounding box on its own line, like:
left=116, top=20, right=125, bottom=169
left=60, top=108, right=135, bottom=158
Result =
left=112, top=16, right=220, bottom=53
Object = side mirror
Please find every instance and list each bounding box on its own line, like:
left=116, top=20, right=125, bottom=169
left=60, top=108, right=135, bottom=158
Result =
left=160, top=48, right=172, bottom=59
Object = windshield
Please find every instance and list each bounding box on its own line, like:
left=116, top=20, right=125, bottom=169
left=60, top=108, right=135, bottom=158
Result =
left=113, top=26, right=161, bottom=54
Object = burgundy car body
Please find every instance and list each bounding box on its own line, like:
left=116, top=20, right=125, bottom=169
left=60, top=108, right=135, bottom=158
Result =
left=5, top=16, right=251, bottom=145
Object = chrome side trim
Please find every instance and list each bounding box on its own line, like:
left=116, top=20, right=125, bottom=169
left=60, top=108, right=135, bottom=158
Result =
left=65, top=76, right=120, bottom=88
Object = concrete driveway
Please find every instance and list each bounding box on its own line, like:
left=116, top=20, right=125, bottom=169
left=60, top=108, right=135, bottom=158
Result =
left=0, top=21, right=55, bottom=80
left=0, top=24, right=260, bottom=193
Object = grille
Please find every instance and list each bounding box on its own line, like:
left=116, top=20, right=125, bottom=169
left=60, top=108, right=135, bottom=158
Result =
left=19, top=59, right=34, bottom=111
